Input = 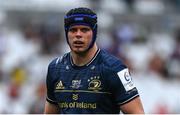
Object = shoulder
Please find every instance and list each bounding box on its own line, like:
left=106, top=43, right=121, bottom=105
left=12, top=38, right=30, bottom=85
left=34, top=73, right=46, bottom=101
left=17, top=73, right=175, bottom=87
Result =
left=99, top=50, right=127, bottom=73
left=48, top=52, right=69, bottom=70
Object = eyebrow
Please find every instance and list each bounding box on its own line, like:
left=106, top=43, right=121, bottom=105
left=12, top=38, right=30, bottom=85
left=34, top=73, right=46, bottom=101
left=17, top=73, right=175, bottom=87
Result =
left=69, top=25, right=91, bottom=29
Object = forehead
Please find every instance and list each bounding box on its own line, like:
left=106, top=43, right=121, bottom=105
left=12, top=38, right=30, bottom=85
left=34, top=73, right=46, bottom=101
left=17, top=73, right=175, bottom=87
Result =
left=69, top=25, right=91, bottom=29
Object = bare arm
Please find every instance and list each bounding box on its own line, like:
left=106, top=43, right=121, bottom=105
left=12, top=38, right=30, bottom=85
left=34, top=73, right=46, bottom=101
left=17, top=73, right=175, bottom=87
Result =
left=44, top=101, right=59, bottom=114
left=120, top=96, right=144, bottom=114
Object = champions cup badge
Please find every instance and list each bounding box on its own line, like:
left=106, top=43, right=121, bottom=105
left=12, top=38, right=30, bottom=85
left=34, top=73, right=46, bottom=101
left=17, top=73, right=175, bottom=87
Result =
left=124, top=71, right=132, bottom=82
left=88, top=76, right=101, bottom=91
left=70, top=80, right=82, bottom=89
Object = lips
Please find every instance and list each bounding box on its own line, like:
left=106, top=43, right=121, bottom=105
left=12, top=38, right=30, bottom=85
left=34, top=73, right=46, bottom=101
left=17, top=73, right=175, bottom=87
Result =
left=74, top=41, right=84, bottom=44
left=73, top=41, right=84, bottom=47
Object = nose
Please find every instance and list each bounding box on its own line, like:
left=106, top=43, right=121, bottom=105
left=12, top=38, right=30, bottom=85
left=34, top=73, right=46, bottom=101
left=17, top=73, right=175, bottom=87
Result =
left=75, top=29, right=82, bottom=38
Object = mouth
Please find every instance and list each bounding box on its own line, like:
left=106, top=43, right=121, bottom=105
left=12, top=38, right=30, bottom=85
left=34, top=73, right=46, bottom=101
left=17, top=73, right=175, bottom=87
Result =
left=73, top=41, right=84, bottom=47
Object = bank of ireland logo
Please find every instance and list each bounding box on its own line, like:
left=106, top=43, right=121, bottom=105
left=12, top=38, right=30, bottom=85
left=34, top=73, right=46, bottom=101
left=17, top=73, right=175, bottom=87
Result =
left=88, top=76, right=101, bottom=91
left=70, top=80, right=82, bottom=89
left=72, top=94, right=78, bottom=100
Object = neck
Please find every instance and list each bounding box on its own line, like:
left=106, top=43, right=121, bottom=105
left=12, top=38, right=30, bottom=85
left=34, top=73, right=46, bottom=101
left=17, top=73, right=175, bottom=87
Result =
left=71, top=44, right=98, bottom=66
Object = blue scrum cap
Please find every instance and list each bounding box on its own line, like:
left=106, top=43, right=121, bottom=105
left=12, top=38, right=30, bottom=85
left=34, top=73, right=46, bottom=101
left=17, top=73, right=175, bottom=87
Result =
left=64, top=7, right=97, bottom=50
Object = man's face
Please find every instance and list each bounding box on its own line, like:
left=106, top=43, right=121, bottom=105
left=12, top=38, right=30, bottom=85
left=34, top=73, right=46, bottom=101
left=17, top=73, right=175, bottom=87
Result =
left=67, top=25, right=93, bottom=53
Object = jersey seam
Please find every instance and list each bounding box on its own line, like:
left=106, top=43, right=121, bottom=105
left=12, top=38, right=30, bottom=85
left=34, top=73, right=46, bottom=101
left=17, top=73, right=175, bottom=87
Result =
left=46, top=96, right=58, bottom=104
left=118, top=94, right=139, bottom=105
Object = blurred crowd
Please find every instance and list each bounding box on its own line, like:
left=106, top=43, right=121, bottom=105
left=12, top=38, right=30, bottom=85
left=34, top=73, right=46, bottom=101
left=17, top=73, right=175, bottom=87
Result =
left=0, top=0, right=180, bottom=114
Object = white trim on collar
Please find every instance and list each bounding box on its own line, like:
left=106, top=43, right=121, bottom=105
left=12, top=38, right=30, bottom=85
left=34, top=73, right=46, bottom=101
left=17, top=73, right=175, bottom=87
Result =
left=70, top=49, right=101, bottom=67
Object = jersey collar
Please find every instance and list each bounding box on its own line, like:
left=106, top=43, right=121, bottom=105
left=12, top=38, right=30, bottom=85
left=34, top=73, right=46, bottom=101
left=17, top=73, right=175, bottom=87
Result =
left=70, top=49, right=100, bottom=69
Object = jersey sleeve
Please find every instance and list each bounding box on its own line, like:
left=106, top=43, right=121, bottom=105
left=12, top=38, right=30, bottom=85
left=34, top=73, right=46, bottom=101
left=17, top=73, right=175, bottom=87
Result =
left=46, top=58, right=58, bottom=105
left=105, top=63, right=139, bottom=105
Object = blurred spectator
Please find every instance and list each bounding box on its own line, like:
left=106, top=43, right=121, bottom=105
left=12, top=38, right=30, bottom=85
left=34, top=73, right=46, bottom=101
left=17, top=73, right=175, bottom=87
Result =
left=99, top=0, right=127, bottom=14
left=39, top=19, right=62, bottom=55
left=168, top=28, right=180, bottom=79
left=114, top=23, right=137, bottom=44
left=167, top=0, right=180, bottom=11
left=0, top=20, right=6, bottom=81
left=0, top=35, right=5, bottom=81
left=148, top=54, right=169, bottom=79
left=134, top=0, right=165, bottom=14
left=123, top=0, right=135, bottom=11
left=0, top=33, right=5, bottom=57
left=29, top=82, right=46, bottom=114
left=172, top=28, right=180, bottom=60
left=22, top=22, right=41, bottom=42
left=108, top=30, right=121, bottom=57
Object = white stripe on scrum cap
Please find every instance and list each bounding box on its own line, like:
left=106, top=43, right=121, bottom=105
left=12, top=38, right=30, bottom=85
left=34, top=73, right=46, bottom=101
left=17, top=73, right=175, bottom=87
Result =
left=117, top=68, right=135, bottom=92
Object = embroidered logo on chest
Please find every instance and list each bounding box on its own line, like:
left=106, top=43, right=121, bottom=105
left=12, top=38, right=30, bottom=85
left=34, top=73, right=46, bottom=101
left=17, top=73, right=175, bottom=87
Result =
left=88, top=76, right=102, bottom=91
left=70, top=80, right=82, bottom=89
left=55, top=80, right=65, bottom=90
left=72, top=94, right=79, bottom=100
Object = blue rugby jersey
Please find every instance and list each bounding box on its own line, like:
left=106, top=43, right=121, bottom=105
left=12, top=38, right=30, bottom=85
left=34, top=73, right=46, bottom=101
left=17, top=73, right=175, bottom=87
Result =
left=46, top=49, right=139, bottom=114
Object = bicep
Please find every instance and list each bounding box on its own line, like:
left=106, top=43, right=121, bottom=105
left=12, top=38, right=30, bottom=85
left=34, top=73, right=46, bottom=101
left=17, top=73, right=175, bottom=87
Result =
left=44, top=101, right=59, bottom=114
left=120, top=96, right=144, bottom=114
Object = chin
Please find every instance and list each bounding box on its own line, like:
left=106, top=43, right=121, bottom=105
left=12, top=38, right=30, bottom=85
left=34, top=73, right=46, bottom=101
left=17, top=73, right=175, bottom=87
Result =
left=72, top=48, right=87, bottom=54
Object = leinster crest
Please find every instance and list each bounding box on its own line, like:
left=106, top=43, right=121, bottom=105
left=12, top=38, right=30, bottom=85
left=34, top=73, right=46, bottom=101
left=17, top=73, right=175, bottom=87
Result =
left=88, top=76, right=101, bottom=91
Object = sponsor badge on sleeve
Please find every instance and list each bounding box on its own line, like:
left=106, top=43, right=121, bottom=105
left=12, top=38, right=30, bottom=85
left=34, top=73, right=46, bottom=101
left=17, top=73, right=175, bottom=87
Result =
left=117, top=68, right=135, bottom=91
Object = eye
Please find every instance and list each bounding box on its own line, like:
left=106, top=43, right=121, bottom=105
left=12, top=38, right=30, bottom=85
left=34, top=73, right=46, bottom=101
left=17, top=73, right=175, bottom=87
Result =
left=69, top=28, right=77, bottom=33
left=81, top=28, right=90, bottom=33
